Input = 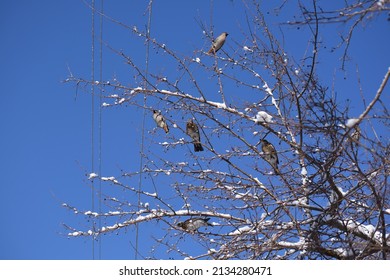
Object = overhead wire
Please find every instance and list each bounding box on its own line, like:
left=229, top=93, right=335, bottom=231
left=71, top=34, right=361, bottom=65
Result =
left=135, top=0, right=154, bottom=260
left=90, top=0, right=96, bottom=260
left=90, top=0, right=153, bottom=260
left=90, top=0, right=104, bottom=260
left=98, top=0, right=104, bottom=260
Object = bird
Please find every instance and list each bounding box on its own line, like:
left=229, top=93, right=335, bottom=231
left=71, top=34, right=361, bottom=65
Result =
left=261, top=139, right=280, bottom=175
left=177, top=217, right=213, bottom=232
left=186, top=119, right=204, bottom=152
left=152, top=110, right=169, bottom=133
left=207, top=32, right=228, bottom=54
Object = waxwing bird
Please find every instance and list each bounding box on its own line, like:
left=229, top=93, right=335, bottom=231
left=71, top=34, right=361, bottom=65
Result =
left=152, top=110, right=169, bottom=133
left=186, top=119, right=204, bottom=152
left=177, top=217, right=213, bottom=232
left=261, top=139, right=280, bottom=175
left=207, top=32, right=228, bottom=54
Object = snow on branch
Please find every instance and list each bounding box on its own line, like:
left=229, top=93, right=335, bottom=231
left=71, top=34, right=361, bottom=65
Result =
left=66, top=209, right=247, bottom=237
left=324, top=217, right=389, bottom=246
left=254, top=111, right=274, bottom=124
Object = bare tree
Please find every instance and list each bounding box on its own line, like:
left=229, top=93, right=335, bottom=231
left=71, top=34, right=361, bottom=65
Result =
left=64, top=0, right=390, bottom=259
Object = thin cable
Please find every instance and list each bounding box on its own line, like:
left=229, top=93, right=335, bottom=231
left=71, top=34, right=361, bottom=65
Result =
left=135, top=0, right=153, bottom=260
left=98, top=0, right=104, bottom=260
left=210, top=0, right=214, bottom=35
left=90, top=0, right=96, bottom=260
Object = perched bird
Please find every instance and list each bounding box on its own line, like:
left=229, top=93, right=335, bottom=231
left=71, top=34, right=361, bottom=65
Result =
left=152, top=110, right=169, bottom=133
left=186, top=119, right=204, bottom=152
left=207, top=32, right=228, bottom=54
left=261, top=139, right=280, bottom=175
left=177, top=217, right=213, bottom=232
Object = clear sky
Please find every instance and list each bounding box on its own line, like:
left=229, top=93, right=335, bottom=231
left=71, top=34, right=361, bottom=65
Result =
left=0, top=0, right=388, bottom=260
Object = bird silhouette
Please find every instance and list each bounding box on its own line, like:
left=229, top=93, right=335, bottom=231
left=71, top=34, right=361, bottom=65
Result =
left=261, top=139, right=280, bottom=175
left=177, top=217, right=213, bottom=232
left=207, top=32, right=228, bottom=54
left=186, top=119, right=204, bottom=152
left=152, top=110, right=169, bottom=133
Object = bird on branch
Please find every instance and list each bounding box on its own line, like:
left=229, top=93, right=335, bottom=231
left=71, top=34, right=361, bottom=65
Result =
left=207, top=32, right=228, bottom=54
left=186, top=119, right=204, bottom=152
left=177, top=217, right=213, bottom=232
left=261, top=139, right=280, bottom=175
left=152, top=109, right=169, bottom=133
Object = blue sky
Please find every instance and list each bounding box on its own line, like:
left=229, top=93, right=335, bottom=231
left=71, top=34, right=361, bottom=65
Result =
left=0, top=1, right=388, bottom=260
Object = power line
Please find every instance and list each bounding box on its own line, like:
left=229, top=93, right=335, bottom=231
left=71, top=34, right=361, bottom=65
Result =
left=135, top=0, right=154, bottom=260
left=98, top=0, right=104, bottom=260
left=90, top=0, right=104, bottom=260
left=90, top=0, right=96, bottom=260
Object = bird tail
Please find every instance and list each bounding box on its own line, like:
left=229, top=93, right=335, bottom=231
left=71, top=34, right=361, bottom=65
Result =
left=163, top=124, right=169, bottom=133
left=203, top=217, right=213, bottom=227
left=207, top=48, right=215, bottom=55
left=194, top=142, right=204, bottom=152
